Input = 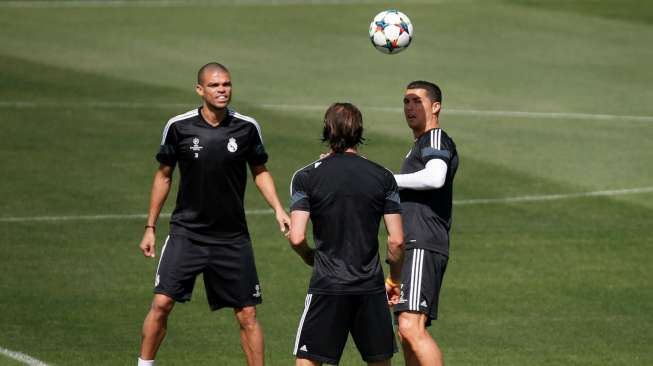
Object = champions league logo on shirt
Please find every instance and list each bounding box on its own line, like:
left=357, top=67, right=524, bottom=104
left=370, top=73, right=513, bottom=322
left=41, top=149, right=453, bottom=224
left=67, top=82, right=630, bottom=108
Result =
left=227, top=137, right=238, bottom=153
left=190, top=137, right=203, bottom=159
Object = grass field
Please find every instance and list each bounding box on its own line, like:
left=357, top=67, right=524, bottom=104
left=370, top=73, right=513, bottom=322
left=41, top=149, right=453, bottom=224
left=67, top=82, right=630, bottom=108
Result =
left=1, top=0, right=652, bottom=365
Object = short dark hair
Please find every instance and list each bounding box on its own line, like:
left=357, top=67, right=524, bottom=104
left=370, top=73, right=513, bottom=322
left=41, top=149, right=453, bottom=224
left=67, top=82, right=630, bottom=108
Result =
left=197, top=62, right=230, bottom=84
left=406, top=80, right=442, bottom=104
left=321, top=102, right=365, bottom=152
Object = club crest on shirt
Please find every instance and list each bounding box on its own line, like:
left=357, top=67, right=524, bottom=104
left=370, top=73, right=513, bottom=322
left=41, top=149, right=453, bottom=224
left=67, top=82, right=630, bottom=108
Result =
left=227, top=137, right=238, bottom=153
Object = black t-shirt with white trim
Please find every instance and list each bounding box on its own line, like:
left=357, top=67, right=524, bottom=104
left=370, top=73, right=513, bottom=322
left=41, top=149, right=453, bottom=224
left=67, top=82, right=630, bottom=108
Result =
left=290, top=153, right=401, bottom=295
left=399, top=128, right=458, bottom=255
left=156, top=107, right=268, bottom=244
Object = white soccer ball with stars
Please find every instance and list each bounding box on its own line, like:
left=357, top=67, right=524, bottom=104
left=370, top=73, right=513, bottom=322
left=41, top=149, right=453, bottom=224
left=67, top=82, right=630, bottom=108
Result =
left=369, top=9, right=414, bottom=54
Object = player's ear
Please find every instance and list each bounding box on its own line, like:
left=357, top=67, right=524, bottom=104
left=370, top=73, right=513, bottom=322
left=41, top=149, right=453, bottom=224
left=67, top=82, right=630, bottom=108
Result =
left=432, top=101, right=441, bottom=115
left=195, top=84, right=203, bottom=97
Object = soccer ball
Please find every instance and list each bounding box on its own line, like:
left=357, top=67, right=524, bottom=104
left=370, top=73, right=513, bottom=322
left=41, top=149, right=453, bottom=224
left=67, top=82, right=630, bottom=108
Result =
left=369, top=9, right=414, bottom=54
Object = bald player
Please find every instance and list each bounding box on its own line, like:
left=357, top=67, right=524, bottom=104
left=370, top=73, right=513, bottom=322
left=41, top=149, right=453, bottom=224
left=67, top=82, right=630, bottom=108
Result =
left=136, top=62, right=290, bottom=366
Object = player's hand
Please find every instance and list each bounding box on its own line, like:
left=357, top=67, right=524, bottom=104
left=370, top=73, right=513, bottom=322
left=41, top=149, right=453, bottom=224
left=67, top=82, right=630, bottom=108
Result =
left=385, top=282, right=400, bottom=305
left=275, top=208, right=291, bottom=236
left=139, top=229, right=156, bottom=258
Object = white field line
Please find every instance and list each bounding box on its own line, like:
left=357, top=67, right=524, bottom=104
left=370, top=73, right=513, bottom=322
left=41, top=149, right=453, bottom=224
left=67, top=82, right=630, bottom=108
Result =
left=0, top=209, right=274, bottom=223
left=0, top=347, right=50, bottom=366
left=1, top=187, right=651, bottom=223
left=0, top=0, right=450, bottom=8
left=453, top=186, right=653, bottom=206
left=0, top=101, right=191, bottom=109
left=1, top=101, right=652, bottom=122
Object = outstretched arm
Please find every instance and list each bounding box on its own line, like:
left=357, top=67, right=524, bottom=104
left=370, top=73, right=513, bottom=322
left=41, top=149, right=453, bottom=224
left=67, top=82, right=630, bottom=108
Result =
left=288, top=210, right=314, bottom=266
left=394, top=159, right=448, bottom=190
left=139, top=164, right=174, bottom=258
left=250, top=164, right=291, bottom=234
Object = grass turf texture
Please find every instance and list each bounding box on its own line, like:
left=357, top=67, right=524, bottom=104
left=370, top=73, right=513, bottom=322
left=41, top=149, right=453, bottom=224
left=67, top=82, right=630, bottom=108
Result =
left=1, top=0, right=652, bottom=365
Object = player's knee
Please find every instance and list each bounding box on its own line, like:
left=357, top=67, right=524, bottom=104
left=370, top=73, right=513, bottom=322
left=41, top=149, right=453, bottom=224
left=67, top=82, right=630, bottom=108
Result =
left=397, top=314, right=421, bottom=342
left=235, top=307, right=259, bottom=330
left=150, top=296, right=174, bottom=317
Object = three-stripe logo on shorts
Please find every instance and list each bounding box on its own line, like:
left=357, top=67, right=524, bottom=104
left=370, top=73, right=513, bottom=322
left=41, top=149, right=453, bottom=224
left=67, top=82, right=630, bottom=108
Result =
left=154, top=235, right=170, bottom=287
left=293, top=293, right=313, bottom=355
left=409, top=249, right=425, bottom=311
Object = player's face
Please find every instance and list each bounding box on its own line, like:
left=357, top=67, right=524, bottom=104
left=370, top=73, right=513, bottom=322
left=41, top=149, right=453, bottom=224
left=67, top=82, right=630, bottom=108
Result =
left=403, top=88, right=440, bottom=130
left=196, top=70, right=232, bottom=110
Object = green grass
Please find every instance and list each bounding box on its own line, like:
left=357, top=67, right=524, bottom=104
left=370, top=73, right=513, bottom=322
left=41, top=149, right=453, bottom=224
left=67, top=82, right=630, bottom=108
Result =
left=0, top=0, right=652, bottom=365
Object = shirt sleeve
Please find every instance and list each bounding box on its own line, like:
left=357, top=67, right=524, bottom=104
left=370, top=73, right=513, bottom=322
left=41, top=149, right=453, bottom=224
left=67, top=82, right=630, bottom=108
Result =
left=419, top=129, right=452, bottom=166
left=246, top=123, right=269, bottom=167
left=290, top=170, right=310, bottom=212
left=384, top=172, right=402, bottom=214
left=155, top=122, right=178, bottom=167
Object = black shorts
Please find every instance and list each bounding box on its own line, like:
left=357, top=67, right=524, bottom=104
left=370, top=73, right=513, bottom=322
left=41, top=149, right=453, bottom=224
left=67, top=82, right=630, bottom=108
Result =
left=153, top=234, right=262, bottom=311
left=293, top=292, right=397, bottom=365
left=393, top=248, right=448, bottom=326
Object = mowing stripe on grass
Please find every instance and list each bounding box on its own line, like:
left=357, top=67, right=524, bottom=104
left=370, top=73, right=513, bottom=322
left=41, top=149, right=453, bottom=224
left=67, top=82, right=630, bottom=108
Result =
left=0, top=347, right=50, bottom=366
left=1, top=187, right=651, bottom=223
left=0, top=0, right=453, bottom=8
left=1, top=101, right=652, bottom=122
left=260, top=104, right=653, bottom=122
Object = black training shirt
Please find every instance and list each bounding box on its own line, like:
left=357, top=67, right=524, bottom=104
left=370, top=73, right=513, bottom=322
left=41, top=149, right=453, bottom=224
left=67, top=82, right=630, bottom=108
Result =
left=290, top=153, right=401, bottom=295
left=156, top=107, right=268, bottom=244
left=399, top=128, right=458, bottom=256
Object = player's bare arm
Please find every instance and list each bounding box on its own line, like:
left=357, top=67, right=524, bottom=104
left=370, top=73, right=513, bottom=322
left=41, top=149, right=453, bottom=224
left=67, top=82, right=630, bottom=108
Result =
left=139, top=164, right=173, bottom=258
left=250, top=164, right=291, bottom=234
left=288, top=210, right=315, bottom=266
left=383, top=213, right=404, bottom=304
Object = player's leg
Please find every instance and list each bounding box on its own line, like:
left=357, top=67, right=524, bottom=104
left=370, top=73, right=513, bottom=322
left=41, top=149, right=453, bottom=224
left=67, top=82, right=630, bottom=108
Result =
left=397, top=329, right=418, bottom=366
left=394, top=248, right=447, bottom=366
left=139, top=235, right=204, bottom=364
left=397, top=311, right=442, bottom=366
left=295, top=358, right=321, bottom=366
left=293, top=294, right=351, bottom=365
left=351, top=292, right=397, bottom=366
left=205, top=240, right=264, bottom=366
left=234, top=306, right=265, bottom=366
left=140, top=294, right=175, bottom=361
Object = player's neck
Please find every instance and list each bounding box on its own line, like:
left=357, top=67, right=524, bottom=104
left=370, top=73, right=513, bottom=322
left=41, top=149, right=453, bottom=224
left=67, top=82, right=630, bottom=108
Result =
left=412, top=117, right=440, bottom=139
left=328, top=147, right=358, bottom=155
left=201, top=104, right=228, bottom=127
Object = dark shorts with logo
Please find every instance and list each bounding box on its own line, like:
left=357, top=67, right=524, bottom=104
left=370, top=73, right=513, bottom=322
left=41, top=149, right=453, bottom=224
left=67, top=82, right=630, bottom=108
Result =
left=393, top=248, right=448, bottom=326
left=153, top=234, right=262, bottom=311
left=293, top=292, right=397, bottom=365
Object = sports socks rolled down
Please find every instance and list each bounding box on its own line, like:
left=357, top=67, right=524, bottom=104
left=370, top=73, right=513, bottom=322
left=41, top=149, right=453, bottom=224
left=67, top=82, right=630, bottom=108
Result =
left=138, top=358, right=154, bottom=366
